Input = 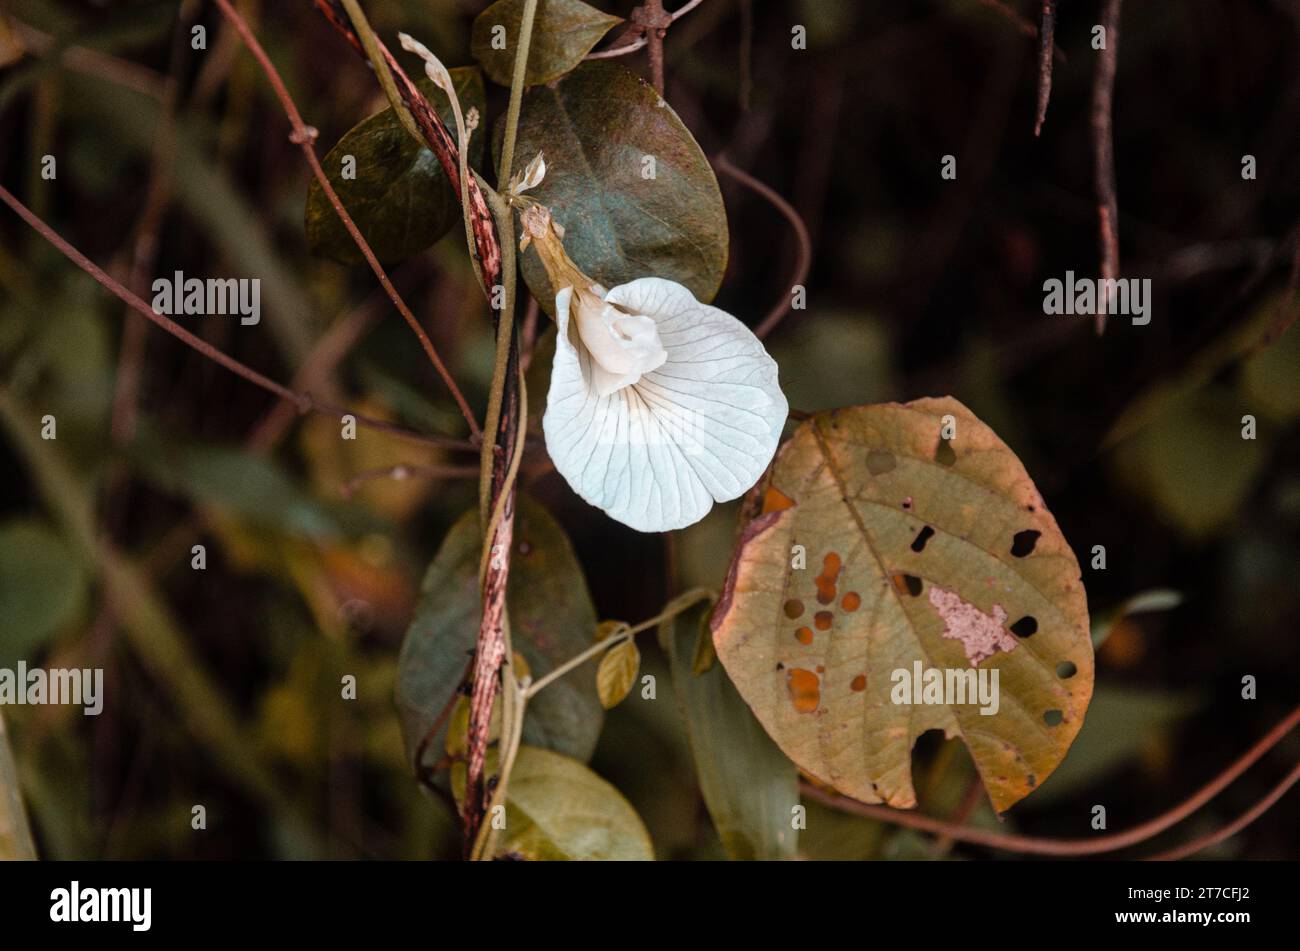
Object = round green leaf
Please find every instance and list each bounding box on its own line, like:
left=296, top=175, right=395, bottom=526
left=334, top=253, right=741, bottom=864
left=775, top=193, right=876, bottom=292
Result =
left=712, top=398, right=1094, bottom=814
left=0, top=519, right=87, bottom=668
left=472, top=0, right=622, bottom=87
left=503, top=61, right=728, bottom=308
left=397, top=497, right=603, bottom=771
left=490, top=746, right=654, bottom=860
left=305, top=69, right=485, bottom=265
left=595, top=638, right=639, bottom=709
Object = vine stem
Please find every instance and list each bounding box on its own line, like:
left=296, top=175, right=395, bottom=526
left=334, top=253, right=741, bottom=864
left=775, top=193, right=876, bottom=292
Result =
left=212, top=0, right=481, bottom=441
left=524, top=588, right=714, bottom=700
left=1145, top=760, right=1300, bottom=861
left=305, top=0, right=520, bottom=861
left=713, top=153, right=812, bottom=340
left=803, top=702, right=1300, bottom=857
left=464, top=0, right=538, bottom=858
left=1091, top=0, right=1122, bottom=336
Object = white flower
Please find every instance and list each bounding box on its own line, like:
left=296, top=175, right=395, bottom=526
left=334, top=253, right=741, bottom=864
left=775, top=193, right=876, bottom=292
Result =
left=522, top=208, right=788, bottom=533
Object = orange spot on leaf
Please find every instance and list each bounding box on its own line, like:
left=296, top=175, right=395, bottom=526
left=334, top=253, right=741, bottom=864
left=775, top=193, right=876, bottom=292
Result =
left=761, top=486, right=795, bottom=514
left=786, top=668, right=821, bottom=713
left=815, top=552, right=842, bottom=604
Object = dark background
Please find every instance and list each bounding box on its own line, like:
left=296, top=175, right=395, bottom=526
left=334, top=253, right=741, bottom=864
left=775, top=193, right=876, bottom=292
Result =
left=0, top=0, right=1296, bottom=859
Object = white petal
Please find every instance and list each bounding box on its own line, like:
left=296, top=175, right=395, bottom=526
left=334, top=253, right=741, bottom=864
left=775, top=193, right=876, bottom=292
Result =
left=544, top=277, right=788, bottom=532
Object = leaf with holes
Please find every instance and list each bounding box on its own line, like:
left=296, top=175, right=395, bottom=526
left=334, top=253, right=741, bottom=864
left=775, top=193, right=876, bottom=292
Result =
left=397, top=497, right=603, bottom=773
left=596, top=638, right=640, bottom=709
left=472, top=0, right=622, bottom=87
left=712, top=398, right=1093, bottom=813
left=305, top=69, right=485, bottom=265
left=499, top=60, right=728, bottom=309
left=453, top=746, right=654, bottom=860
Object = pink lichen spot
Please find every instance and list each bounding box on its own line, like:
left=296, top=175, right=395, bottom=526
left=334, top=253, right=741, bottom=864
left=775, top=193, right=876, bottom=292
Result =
left=927, top=585, right=1017, bottom=666
left=786, top=668, right=821, bottom=713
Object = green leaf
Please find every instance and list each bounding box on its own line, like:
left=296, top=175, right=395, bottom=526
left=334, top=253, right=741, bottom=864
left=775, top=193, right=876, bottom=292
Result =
left=1109, top=385, right=1267, bottom=540
left=503, top=61, right=728, bottom=308
left=397, top=497, right=603, bottom=772
left=131, top=435, right=343, bottom=541
left=472, top=0, right=622, bottom=87
left=0, top=711, right=37, bottom=860
left=661, top=601, right=800, bottom=860
left=305, top=69, right=486, bottom=265
left=712, top=398, right=1095, bottom=814
left=456, top=746, right=654, bottom=860
left=0, top=519, right=88, bottom=668
left=596, top=638, right=639, bottom=709
left=1240, top=319, right=1300, bottom=422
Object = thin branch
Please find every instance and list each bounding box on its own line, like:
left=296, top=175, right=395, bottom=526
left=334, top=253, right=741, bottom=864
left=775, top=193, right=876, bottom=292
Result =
left=0, top=184, right=472, bottom=451
left=309, top=0, right=502, bottom=293
left=975, top=0, right=1063, bottom=60
left=585, top=0, right=704, bottom=61
left=1092, top=0, right=1122, bottom=336
left=1146, top=761, right=1300, bottom=861
left=213, top=0, right=481, bottom=441
left=804, top=702, right=1300, bottom=857
left=586, top=35, right=647, bottom=59
left=640, top=0, right=670, bottom=94
left=1033, top=0, right=1058, bottom=136
left=10, top=21, right=164, bottom=99
left=713, top=153, right=812, bottom=340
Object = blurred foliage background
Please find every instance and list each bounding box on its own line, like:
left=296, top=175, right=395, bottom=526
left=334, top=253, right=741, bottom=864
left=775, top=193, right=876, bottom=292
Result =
left=0, top=0, right=1297, bottom=859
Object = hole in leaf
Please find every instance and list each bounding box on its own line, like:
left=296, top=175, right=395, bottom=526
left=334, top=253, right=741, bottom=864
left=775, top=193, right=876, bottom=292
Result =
left=1011, top=529, right=1041, bottom=557
left=891, top=574, right=923, bottom=597
left=783, top=599, right=804, bottom=619
left=1043, top=709, right=1064, bottom=726
left=1056, top=660, right=1077, bottom=679
left=911, top=526, right=935, bottom=553
left=935, top=438, right=956, bottom=467
left=1009, top=616, right=1038, bottom=637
